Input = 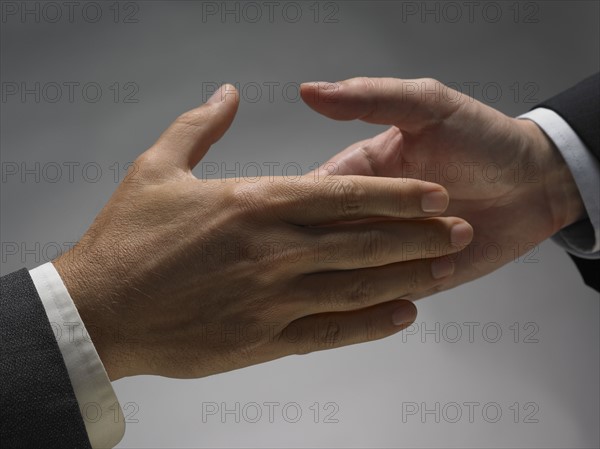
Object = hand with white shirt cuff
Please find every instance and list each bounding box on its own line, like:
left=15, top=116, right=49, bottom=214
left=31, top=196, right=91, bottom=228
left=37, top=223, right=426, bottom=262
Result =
left=18, top=82, right=477, bottom=448
left=302, top=77, right=597, bottom=298
left=29, top=262, right=125, bottom=449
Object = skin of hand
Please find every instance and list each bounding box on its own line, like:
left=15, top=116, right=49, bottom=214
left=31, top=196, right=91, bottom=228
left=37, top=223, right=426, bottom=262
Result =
left=301, top=77, right=586, bottom=299
left=53, top=84, right=474, bottom=381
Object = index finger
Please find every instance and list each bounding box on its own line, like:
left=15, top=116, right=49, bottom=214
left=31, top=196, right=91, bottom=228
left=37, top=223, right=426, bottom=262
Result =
left=300, top=77, right=466, bottom=133
left=268, top=175, right=449, bottom=225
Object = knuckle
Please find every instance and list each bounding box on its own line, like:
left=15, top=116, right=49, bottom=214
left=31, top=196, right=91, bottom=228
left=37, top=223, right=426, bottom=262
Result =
left=345, top=77, right=385, bottom=120
left=362, top=314, right=379, bottom=342
left=174, top=109, right=204, bottom=130
left=346, top=277, right=377, bottom=307
left=424, top=224, right=439, bottom=244
left=358, top=228, right=389, bottom=264
left=231, top=185, right=263, bottom=215
left=396, top=189, right=413, bottom=216
left=294, top=318, right=343, bottom=356
left=330, top=178, right=367, bottom=219
left=128, top=152, right=175, bottom=185
left=421, top=77, right=442, bottom=89
left=295, top=340, right=313, bottom=356
left=321, top=275, right=376, bottom=309
left=133, top=151, right=154, bottom=168
left=356, top=76, right=378, bottom=91
left=315, top=318, right=343, bottom=350
left=129, top=155, right=153, bottom=181
left=417, top=77, right=465, bottom=124
left=421, top=221, right=446, bottom=251
left=291, top=331, right=310, bottom=355
left=405, top=264, right=422, bottom=292
left=420, top=78, right=443, bottom=107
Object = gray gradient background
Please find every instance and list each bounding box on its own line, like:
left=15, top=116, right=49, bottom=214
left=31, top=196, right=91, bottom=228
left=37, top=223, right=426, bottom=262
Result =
left=1, top=1, right=599, bottom=447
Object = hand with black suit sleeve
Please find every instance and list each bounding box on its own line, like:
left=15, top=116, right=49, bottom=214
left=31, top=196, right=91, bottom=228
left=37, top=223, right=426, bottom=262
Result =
left=302, top=75, right=599, bottom=293
left=2, top=83, right=478, bottom=448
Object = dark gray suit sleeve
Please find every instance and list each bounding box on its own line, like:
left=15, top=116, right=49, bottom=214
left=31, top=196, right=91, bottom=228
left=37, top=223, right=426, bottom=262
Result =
left=0, top=268, right=92, bottom=448
left=536, top=73, right=600, bottom=292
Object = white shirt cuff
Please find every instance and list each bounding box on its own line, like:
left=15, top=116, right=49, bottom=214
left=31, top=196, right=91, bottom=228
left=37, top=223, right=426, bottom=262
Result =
left=29, top=262, right=125, bottom=449
left=518, top=108, right=600, bottom=259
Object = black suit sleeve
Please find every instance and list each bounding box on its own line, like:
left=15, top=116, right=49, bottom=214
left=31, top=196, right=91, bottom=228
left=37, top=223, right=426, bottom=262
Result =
left=535, top=73, right=600, bottom=292
left=0, top=269, right=92, bottom=449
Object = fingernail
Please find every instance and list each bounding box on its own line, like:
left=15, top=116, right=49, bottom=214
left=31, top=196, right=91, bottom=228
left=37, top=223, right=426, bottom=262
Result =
left=421, top=190, right=448, bottom=213
left=451, top=223, right=473, bottom=247
left=431, top=258, right=454, bottom=279
left=392, top=303, right=417, bottom=326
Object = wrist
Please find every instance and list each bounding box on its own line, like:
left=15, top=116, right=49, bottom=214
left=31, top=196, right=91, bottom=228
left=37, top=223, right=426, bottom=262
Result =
left=517, top=119, right=586, bottom=235
left=53, top=251, right=126, bottom=380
